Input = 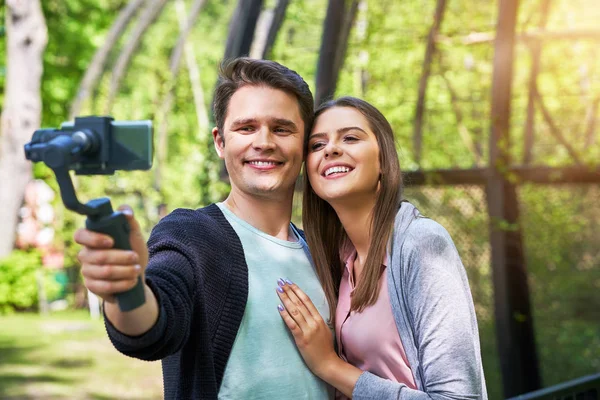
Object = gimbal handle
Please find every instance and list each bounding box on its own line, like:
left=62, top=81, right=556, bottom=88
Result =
left=84, top=197, right=145, bottom=312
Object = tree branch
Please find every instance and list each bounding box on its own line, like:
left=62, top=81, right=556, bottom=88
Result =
left=105, top=0, right=168, bottom=113
left=584, top=95, right=599, bottom=148
left=413, top=0, right=447, bottom=165
left=154, top=0, right=207, bottom=191
left=534, top=89, right=583, bottom=165
left=261, top=0, right=290, bottom=59
left=437, top=29, right=600, bottom=46
left=523, top=0, right=551, bottom=164
left=333, top=0, right=359, bottom=80
left=69, top=0, right=144, bottom=119
left=440, top=71, right=482, bottom=166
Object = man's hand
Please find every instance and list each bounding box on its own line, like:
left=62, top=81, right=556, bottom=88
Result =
left=75, top=205, right=149, bottom=304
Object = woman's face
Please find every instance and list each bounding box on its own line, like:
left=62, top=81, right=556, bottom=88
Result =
left=306, top=107, right=381, bottom=205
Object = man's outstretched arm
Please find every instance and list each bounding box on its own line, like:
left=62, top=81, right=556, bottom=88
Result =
left=75, top=206, right=159, bottom=336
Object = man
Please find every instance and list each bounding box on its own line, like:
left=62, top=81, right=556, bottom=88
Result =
left=75, top=58, right=332, bottom=399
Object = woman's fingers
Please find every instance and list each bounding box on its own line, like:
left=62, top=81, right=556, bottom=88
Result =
left=276, top=281, right=309, bottom=328
left=278, top=304, right=303, bottom=338
left=281, top=284, right=317, bottom=329
left=286, top=282, right=321, bottom=320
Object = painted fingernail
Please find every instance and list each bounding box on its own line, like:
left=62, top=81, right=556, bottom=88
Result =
left=134, top=265, right=141, bottom=271
left=277, top=304, right=284, bottom=312
left=277, top=278, right=285, bottom=286
left=277, top=286, right=284, bottom=293
left=285, top=279, right=293, bottom=285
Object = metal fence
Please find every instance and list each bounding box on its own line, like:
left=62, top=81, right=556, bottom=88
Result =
left=404, top=183, right=600, bottom=399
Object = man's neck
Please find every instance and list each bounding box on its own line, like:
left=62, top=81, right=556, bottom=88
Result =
left=222, top=189, right=295, bottom=241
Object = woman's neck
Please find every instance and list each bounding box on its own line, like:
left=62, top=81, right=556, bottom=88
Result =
left=331, top=196, right=377, bottom=276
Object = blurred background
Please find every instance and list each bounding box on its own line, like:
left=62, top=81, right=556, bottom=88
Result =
left=0, top=0, right=598, bottom=399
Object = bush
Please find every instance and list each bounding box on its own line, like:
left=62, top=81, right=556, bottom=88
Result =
left=0, top=250, right=61, bottom=313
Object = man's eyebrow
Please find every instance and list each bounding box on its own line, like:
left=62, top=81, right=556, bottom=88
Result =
left=230, top=117, right=298, bottom=130
left=271, top=118, right=298, bottom=130
left=230, top=118, right=258, bottom=126
left=309, top=126, right=367, bottom=139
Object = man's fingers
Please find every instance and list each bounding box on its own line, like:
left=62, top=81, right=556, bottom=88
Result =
left=81, top=263, right=141, bottom=281
left=117, top=205, right=148, bottom=267
left=74, top=228, right=113, bottom=249
left=78, top=248, right=139, bottom=266
left=84, top=276, right=140, bottom=297
left=118, top=204, right=145, bottom=241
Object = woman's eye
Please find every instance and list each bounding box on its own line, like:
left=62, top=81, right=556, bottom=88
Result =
left=344, top=136, right=358, bottom=142
left=310, top=142, right=325, bottom=151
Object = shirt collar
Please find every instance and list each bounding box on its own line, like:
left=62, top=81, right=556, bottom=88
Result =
left=341, top=240, right=388, bottom=287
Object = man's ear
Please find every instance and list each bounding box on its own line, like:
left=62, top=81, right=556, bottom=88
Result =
left=212, top=127, right=225, bottom=159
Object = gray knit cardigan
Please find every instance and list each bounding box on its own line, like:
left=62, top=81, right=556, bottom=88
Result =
left=352, top=202, right=488, bottom=400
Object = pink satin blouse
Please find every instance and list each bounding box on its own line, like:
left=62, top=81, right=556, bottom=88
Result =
left=335, top=248, right=417, bottom=398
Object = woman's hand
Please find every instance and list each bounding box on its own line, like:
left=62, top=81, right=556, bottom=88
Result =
left=276, top=279, right=338, bottom=378
left=276, top=280, right=364, bottom=397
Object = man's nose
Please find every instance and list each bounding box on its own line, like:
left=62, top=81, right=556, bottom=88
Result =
left=252, top=127, right=276, bottom=150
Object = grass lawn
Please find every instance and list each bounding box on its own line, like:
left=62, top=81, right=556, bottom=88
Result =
left=0, top=310, right=163, bottom=399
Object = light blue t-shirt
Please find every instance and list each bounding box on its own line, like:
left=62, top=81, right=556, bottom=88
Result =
left=217, top=203, right=333, bottom=400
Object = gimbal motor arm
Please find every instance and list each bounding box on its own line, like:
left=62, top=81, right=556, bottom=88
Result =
left=24, top=118, right=146, bottom=312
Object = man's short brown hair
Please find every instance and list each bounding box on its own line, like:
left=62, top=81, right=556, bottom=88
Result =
left=213, top=58, right=314, bottom=141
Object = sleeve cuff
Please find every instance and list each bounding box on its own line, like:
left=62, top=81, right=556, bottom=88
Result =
left=103, top=278, right=167, bottom=350
left=353, top=371, right=407, bottom=400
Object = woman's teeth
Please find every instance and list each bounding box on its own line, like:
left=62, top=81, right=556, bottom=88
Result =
left=325, top=166, right=350, bottom=176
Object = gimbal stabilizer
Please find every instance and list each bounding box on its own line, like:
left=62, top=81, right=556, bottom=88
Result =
left=24, top=116, right=153, bottom=312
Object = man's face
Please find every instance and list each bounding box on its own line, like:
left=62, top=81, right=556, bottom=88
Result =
left=213, top=85, right=305, bottom=201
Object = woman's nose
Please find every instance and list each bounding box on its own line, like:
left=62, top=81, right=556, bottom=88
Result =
left=324, top=143, right=341, bottom=158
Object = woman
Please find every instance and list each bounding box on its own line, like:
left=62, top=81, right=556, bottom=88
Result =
left=275, top=97, right=487, bottom=399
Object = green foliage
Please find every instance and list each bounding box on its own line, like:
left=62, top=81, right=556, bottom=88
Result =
left=0, top=250, right=61, bottom=314
left=0, top=0, right=596, bottom=397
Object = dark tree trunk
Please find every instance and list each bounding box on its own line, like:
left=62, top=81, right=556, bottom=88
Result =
left=487, top=0, right=541, bottom=396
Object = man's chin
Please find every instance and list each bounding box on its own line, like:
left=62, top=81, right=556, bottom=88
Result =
left=247, top=182, right=295, bottom=196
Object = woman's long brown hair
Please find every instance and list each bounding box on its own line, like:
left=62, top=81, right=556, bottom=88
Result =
left=303, top=97, right=402, bottom=326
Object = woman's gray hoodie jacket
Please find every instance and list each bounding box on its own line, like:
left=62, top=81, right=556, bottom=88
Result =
left=352, top=202, right=488, bottom=399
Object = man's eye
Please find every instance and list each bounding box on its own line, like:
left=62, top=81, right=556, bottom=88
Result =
left=239, top=126, right=254, bottom=132
left=274, top=127, right=290, bottom=133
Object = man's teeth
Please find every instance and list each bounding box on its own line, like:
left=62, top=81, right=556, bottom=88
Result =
left=325, top=166, right=351, bottom=176
left=249, top=161, right=277, bottom=166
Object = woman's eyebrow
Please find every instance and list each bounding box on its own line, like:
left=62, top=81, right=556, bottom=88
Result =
left=337, top=126, right=367, bottom=135
left=310, top=126, right=367, bottom=139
